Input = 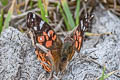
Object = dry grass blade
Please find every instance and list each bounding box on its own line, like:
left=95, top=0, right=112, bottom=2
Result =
left=85, top=32, right=112, bottom=36
left=24, top=0, right=29, bottom=11
left=16, top=2, right=25, bottom=14
left=54, top=18, right=63, bottom=32
left=0, top=8, right=40, bottom=19
left=43, top=0, right=49, bottom=17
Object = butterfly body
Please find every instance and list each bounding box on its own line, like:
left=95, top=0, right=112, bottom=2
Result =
left=26, top=12, right=93, bottom=78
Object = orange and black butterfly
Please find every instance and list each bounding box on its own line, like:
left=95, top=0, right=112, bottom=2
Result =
left=26, top=12, right=93, bottom=78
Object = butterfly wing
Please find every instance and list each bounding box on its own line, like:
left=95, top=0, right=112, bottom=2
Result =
left=73, top=24, right=83, bottom=53
left=73, top=14, right=93, bottom=53
left=26, top=12, right=62, bottom=73
left=58, top=22, right=84, bottom=72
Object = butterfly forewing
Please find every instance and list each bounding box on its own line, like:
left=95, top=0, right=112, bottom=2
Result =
left=27, top=12, right=62, bottom=73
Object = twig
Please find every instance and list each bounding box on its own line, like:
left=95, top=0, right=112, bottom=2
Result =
left=114, top=0, right=117, bottom=9
left=54, top=18, right=63, bottom=32
left=0, top=8, right=40, bottom=19
left=24, top=0, right=29, bottom=11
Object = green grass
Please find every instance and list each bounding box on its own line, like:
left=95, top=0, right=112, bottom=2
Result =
left=75, top=0, right=80, bottom=25
left=61, top=0, right=75, bottom=30
left=100, top=66, right=106, bottom=80
left=0, top=0, right=8, bottom=6
left=3, top=0, right=15, bottom=29
left=59, top=3, right=71, bottom=30
left=4, top=11, right=12, bottom=28
left=99, top=66, right=117, bottom=80
left=30, top=0, right=33, bottom=8
left=60, top=0, right=81, bottom=30
left=0, top=9, right=3, bottom=34
left=38, top=0, right=48, bottom=23
left=38, top=0, right=81, bottom=31
left=0, top=0, right=81, bottom=32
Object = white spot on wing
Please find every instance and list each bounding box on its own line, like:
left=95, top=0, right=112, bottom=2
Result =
left=31, top=19, right=33, bottom=21
left=48, top=32, right=50, bottom=37
left=81, top=20, right=83, bottom=27
left=34, top=27, right=37, bottom=31
left=40, top=37, right=42, bottom=40
left=80, top=20, right=85, bottom=30
left=33, top=14, right=36, bottom=18
left=39, top=21, right=45, bottom=30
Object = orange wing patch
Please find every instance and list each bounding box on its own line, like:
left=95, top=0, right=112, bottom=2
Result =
left=35, top=49, right=52, bottom=72
left=78, top=43, right=81, bottom=51
left=43, top=31, right=49, bottom=40
left=74, top=29, right=83, bottom=52
left=40, top=62, right=51, bottom=72
left=52, top=35, right=56, bottom=41
left=46, top=40, right=52, bottom=48
left=78, top=36, right=82, bottom=42
left=49, top=30, right=54, bottom=35
left=75, top=41, right=78, bottom=49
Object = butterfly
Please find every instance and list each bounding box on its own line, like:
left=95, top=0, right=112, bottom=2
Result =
left=26, top=12, right=93, bottom=79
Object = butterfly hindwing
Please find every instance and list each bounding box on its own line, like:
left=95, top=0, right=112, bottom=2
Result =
left=35, top=48, right=52, bottom=72
left=73, top=14, right=93, bottom=53
left=73, top=24, right=83, bottom=53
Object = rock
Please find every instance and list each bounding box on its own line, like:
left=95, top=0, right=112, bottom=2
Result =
left=63, top=7, right=120, bottom=80
left=0, top=27, right=43, bottom=80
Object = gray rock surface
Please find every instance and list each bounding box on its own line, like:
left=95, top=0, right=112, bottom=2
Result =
left=0, top=7, right=120, bottom=80
left=0, top=27, right=44, bottom=80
